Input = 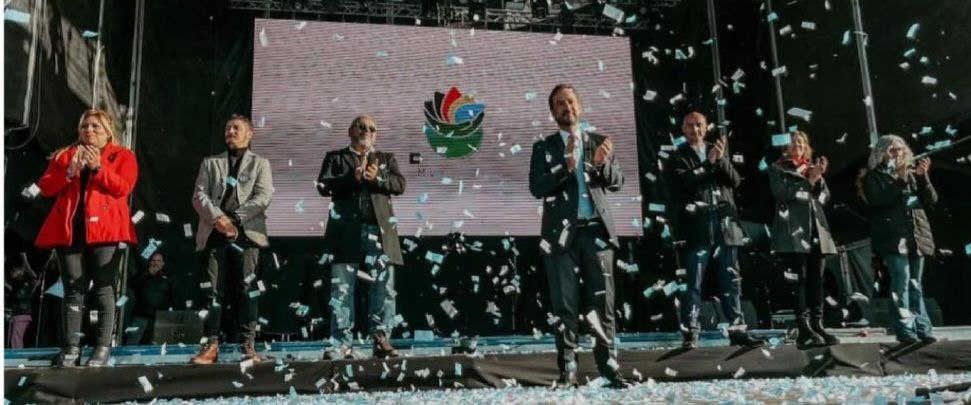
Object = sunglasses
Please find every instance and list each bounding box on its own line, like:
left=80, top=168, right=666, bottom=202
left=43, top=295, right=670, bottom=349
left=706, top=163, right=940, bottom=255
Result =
left=356, top=124, right=377, bottom=133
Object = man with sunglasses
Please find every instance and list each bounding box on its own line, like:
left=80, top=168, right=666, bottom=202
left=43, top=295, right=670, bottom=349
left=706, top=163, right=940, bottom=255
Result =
left=317, top=115, right=406, bottom=359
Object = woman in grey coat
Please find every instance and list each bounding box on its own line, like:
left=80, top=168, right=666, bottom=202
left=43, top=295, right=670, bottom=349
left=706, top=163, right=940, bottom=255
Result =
left=769, top=131, right=840, bottom=348
left=858, top=134, right=938, bottom=344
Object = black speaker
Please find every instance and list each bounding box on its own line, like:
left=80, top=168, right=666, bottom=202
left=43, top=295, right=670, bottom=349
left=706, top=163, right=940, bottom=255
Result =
left=151, top=310, right=204, bottom=345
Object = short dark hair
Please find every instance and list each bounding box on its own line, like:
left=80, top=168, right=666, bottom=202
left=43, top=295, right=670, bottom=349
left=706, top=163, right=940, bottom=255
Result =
left=548, top=83, right=578, bottom=111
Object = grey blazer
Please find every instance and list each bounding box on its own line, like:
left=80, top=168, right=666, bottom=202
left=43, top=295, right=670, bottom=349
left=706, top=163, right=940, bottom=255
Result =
left=191, top=150, right=274, bottom=251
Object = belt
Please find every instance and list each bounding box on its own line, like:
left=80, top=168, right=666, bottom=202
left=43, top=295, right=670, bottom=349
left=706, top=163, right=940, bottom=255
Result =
left=576, top=218, right=602, bottom=227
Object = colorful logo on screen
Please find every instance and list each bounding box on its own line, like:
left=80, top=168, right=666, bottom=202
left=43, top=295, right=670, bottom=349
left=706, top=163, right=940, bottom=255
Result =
left=423, top=87, right=485, bottom=159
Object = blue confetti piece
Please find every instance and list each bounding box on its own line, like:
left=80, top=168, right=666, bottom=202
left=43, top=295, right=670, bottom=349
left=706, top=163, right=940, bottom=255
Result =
left=660, top=224, right=671, bottom=239
left=772, top=133, right=792, bottom=147
left=82, top=30, right=98, bottom=38
left=672, top=136, right=686, bottom=147
left=906, top=23, right=920, bottom=40
left=767, top=12, right=778, bottom=23
left=841, top=30, right=852, bottom=46
left=417, top=193, right=429, bottom=204
left=903, top=48, right=917, bottom=59
left=964, top=243, right=971, bottom=256
left=376, top=51, right=389, bottom=57
left=524, top=91, right=537, bottom=101
left=945, top=124, right=957, bottom=136
left=648, top=203, right=666, bottom=213
left=759, top=157, right=769, bottom=171
left=226, top=176, right=238, bottom=187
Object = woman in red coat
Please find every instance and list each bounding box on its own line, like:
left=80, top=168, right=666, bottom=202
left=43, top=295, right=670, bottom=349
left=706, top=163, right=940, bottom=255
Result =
left=35, top=109, right=138, bottom=367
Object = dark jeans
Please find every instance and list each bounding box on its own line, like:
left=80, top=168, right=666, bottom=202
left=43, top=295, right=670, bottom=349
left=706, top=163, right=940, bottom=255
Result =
left=679, top=213, right=744, bottom=332
left=200, top=239, right=260, bottom=343
left=780, top=252, right=825, bottom=320
left=543, top=222, right=618, bottom=378
left=330, top=224, right=396, bottom=346
left=58, top=244, right=121, bottom=347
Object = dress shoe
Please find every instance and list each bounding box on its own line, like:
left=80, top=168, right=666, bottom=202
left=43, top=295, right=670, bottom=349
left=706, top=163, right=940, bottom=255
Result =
left=682, top=331, right=699, bottom=349
left=322, top=345, right=355, bottom=360
left=52, top=345, right=81, bottom=368
left=86, top=346, right=111, bottom=367
left=729, top=331, right=765, bottom=347
left=897, top=334, right=919, bottom=345
left=372, top=331, right=400, bottom=359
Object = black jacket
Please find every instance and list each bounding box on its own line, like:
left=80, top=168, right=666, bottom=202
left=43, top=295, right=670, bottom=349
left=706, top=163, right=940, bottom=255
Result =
left=768, top=159, right=837, bottom=254
left=863, top=169, right=937, bottom=256
left=132, top=271, right=173, bottom=318
left=529, top=131, right=623, bottom=254
left=671, top=142, right=746, bottom=248
left=317, top=148, right=406, bottom=265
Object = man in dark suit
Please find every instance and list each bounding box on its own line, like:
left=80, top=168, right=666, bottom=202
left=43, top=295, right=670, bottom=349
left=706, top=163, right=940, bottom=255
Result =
left=317, top=115, right=405, bottom=360
left=671, top=111, right=762, bottom=349
left=529, top=84, right=627, bottom=388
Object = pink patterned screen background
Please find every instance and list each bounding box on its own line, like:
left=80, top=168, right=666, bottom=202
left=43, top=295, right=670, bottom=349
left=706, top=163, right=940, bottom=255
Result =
left=252, top=19, right=642, bottom=236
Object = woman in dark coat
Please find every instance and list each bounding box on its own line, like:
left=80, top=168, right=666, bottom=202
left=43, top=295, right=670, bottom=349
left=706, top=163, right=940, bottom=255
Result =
left=859, top=134, right=937, bottom=344
left=769, top=131, right=840, bottom=348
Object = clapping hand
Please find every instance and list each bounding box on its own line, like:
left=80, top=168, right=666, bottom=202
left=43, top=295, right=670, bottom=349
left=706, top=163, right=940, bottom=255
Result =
left=593, top=137, right=613, bottom=167
left=807, top=156, right=828, bottom=184
left=707, top=136, right=727, bottom=163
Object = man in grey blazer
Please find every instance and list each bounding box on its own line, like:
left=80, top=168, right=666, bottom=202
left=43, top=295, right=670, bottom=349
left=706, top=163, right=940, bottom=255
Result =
left=529, top=84, right=627, bottom=388
left=189, top=114, right=274, bottom=364
left=317, top=115, right=405, bottom=360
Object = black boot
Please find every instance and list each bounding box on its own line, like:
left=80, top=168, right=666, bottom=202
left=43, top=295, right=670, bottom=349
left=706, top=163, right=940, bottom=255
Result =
left=53, top=346, right=81, bottom=367
left=682, top=331, right=699, bottom=349
left=795, top=317, right=825, bottom=349
left=86, top=346, right=111, bottom=367
left=810, top=318, right=840, bottom=345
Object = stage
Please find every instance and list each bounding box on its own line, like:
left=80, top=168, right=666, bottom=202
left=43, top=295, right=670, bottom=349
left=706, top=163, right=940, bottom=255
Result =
left=6, top=327, right=971, bottom=403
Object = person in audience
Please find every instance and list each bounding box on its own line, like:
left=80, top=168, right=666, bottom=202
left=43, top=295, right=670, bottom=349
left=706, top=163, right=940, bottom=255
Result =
left=126, top=252, right=173, bottom=345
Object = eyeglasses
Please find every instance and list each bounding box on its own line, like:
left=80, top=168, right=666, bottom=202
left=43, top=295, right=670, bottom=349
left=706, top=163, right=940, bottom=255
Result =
left=356, top=124, right=377, bottom=133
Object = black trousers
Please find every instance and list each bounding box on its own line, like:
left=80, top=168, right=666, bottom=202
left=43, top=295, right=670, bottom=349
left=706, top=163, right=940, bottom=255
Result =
left=200, top=236, right=260, bottom=343
left=780, top=251, right=825, bottom=320
left=543, top=223, right=618, bottom=378
left=58, top=244, right=121, bottom=347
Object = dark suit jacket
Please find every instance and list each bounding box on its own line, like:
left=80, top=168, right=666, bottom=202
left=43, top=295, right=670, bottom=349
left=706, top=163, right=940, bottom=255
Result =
left=864, top=169, right=937, bottom=256
left=768, top=159, right=837, bottom=255
left=317, top=148, right=406, bottom=265
left=529, top=131, right=623, bottom=254
left=671, top=142, right=746, bottom=248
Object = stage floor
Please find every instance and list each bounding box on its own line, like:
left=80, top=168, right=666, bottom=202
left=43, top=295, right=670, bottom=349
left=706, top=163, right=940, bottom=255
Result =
left=6, top=327, right=971, bottom=403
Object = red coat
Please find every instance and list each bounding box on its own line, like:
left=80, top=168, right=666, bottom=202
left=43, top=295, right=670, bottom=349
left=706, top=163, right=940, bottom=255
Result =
left=35, top=142, right=139, bottom=249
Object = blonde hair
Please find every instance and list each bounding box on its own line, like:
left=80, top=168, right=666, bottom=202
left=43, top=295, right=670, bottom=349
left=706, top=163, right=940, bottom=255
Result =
left=54, top=109, right=119, bottom=158
left=856, top=134, right=913, bottom=201
left=787, top=130, right=814, bottom=160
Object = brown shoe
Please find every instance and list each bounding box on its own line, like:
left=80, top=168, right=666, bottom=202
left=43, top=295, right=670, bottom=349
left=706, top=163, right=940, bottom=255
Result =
left=190, top=340, right=219, bottom=365
left=240, top=340, right=271, bottom=363
left=372, top=331, right=399, bottom=359
left=322, top=344, right=355, bottom=360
